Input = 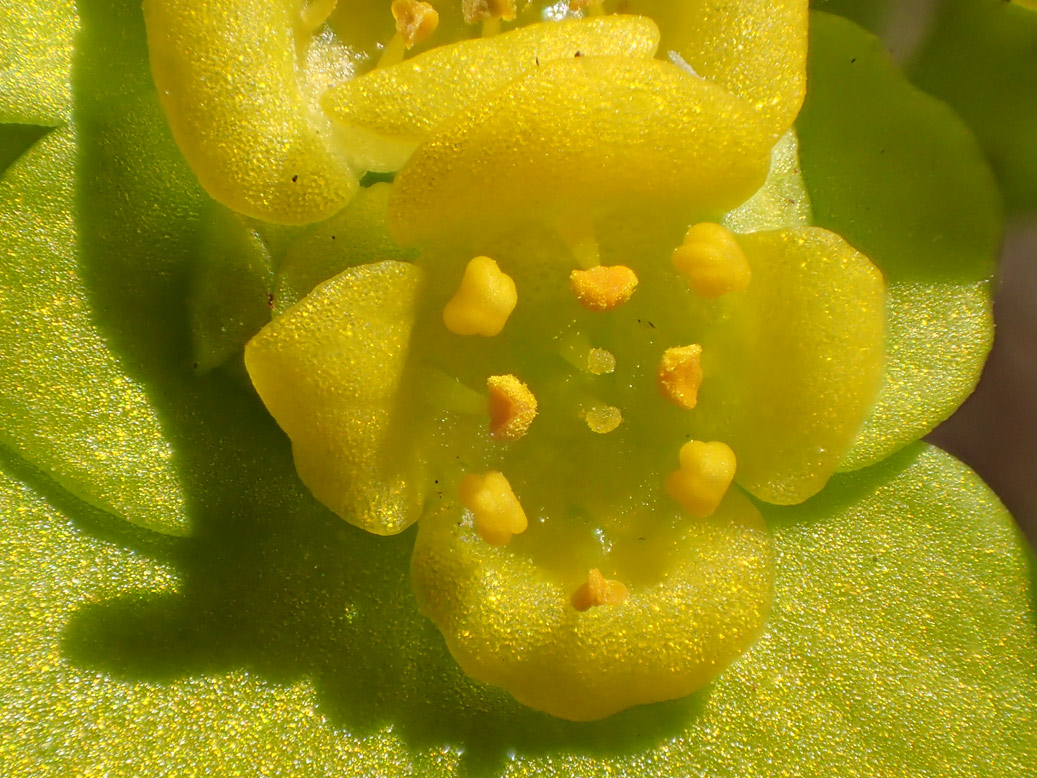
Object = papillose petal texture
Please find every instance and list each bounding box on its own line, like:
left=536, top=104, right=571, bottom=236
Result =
left=234, top=0, right=889, bottom=721
left=143, top=0, right=358, bottom=223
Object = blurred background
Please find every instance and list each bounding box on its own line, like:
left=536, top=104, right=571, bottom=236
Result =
left=931, top=224, right=1037, bottom=545
left=816, top=0, right=1037, bottom=544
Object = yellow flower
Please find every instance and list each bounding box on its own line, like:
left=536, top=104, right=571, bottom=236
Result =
left=1, top=0, right=1034, bottom=773
left=213, top=2, right=887, bottom=719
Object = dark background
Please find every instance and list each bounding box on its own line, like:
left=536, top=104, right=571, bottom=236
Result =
left=931, top=224, right=1037, bottom=545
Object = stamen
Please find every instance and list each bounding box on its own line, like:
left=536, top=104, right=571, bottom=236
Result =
left=665, top=440, right=737, bottom=519
left=443, top=256, right=518, bottom=337
left=377, top=0, right=438, bottom=67
left=572, top=568, right=629, bottom=611
left=488, top=374, right=538, bottom=440
left=459, top=471, right=528, bottom=546
left=672, top=222, right=751, bottom=298
left=570, top=265, right=639, bottom=312
left=424, top=369, right=485, bottom=415
left=376, top=33, right=408, bottom=68
left=583, top=404, right=622, bottom=434
left=391, top=0, right=439, bottom=48
left=481, top=17, right=502, bottom=37
left=462, top=0, right=517, bottom=32
left=558, top=333, right=616, bottom=375
left=587, top=347, right=616, bottom=375
left=555, top=212, right=601, bottom=269
left=657, top=344, right=703, bottom=410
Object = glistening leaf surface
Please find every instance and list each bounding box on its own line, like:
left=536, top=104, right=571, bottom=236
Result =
left=0, top=0, right=76, bottom=124
left=0, top=127, right=187, bottom=534
left=2, top=437, right=1034, bottom=776
left=797, top=12, right=1000, bottom=471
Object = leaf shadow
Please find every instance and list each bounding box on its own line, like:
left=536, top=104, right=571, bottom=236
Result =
left=59, top=0, right=710, bottom=774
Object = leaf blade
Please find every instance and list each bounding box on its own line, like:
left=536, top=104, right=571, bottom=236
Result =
left=796, top=12, right=1001, bottom=470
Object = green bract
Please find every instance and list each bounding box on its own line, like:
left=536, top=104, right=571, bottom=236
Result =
left=0, top=0, right=1034, bottom=772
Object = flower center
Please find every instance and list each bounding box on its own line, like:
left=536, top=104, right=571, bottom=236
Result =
left=408, top=217, right=757, bottom=599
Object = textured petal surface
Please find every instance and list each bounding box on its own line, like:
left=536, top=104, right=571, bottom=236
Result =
left=412, top=488, right=773, bottom=721
left=322, top=16, right=659, bottom=172
left=389, top=55, right=772, bottom=247
left=2, top=440, right=1034, bottom=775
left=143, top=0, right=358, bottom=223
left=796, top=13, right=1001, bottom=470
left=621, top=0, right=807, bottom=136
left=2, top=0, right=1032, bottom=773
left=246, top=261, right=426, bottom=535
left=0, top=0, right=77, bottom=124
left=690, top=227, right=885, bottom=504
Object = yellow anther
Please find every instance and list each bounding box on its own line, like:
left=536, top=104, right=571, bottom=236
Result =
left=443, top=256, right=518, bottom=337
left=570, top=265, right=639, bottom=312
left=459, top=471, right=528, bottom=546
left=462, top=0, right=516, bottom=24
left=391, top=0, right=439, bottom=48
left=657, top=344, right=704, bottom=410
left=587, top=347, right=616, bottom=375
left=672, top=222, right=752, bottom=298
left=487, top=374, right=538, bottom=440
left=583, top=404, right=622, bottom=434
left=572, top=568, right=629, bottom=612
left=665, top=440, right=737, bottom=519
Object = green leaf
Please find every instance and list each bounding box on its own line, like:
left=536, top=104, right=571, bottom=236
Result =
left=189, top=202, right=274, bottom=373
left=3, top=432, right=1034, bottom=774
left=0, top=0, right=286, bottom=535
left=0, top=123, right=49, bottom=176
left=808, top=0, right=891, bottom=33
left=0, top=126, right=189, bottom=535
left=909, top=0, right=1037, bottom=214
left=2, top=2, right=1033, bottom=774
left=796, top=12, right=1000, bottom=471
left=0, top=0, right=77, bottom=124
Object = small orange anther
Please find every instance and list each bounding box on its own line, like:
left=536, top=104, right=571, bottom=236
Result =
left=570, top=265, right=638, bottom=312
left=487, top=374, right=538, bottom=440
left=572, top=568, right=629, bottom=611
left=657, top=344, right=704, bottom=410
left=391, top=0, right=439, bottom=48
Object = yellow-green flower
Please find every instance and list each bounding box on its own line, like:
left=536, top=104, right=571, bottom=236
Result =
left=0, top=0, right=1034, bottom=774
left=235, top=5, right=889, bottom=719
